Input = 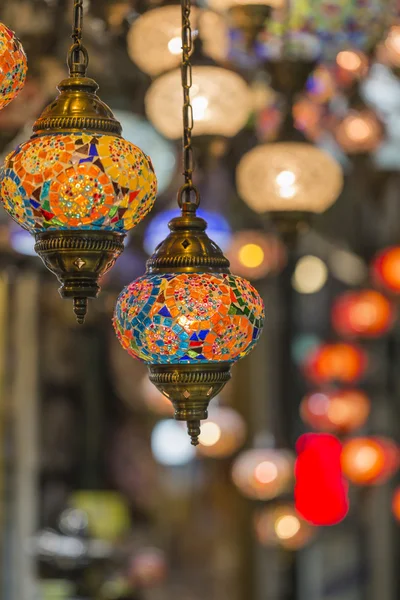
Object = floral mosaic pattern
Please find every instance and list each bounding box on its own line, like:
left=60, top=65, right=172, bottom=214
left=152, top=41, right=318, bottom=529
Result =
left=113, top=273, right=264, bottom=364
left=0, top=23, right=27, bottom=110
left=0, top=132, right=157, bottom=232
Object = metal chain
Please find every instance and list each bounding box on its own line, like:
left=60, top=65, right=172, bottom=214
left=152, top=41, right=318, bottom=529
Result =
left=178, top=0, right=200, bottom=209
left=67, top=0, right=89, bottom=76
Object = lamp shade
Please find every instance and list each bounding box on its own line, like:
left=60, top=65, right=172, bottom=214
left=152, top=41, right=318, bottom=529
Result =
left=128, top=6, right=228, bottom=76
left=145, top=66, right=252, bottom=139
left=113, top=273, right=264, bottom=364
left=300, top=389, right=371, bottom=434
left=0, top=23, right=27, bottom=110
left=226, top=230, right=286, bottom=280
left=335, top=110, right=383, bottom=154
left=198, top=406, right=247, bottom=458
left=231, top=448, right=294, bottom=499
left=303, top=342, right=368, bottom=385
left=341, top=436, right=399, bottom=486
left=332, top=289, right=395, bottom=338
left=254, top=504, right=314, bottom=550
left=372, top=246, right=400, bottom=293
left=236, top=142, right=343, bottom=214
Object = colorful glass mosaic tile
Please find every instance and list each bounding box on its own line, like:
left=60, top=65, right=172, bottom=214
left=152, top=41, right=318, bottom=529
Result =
left=113, top=272, right=264, bottom=364
left=0, top=23, right=27, bottom=110
left=0, top=132, right=157, bottom=232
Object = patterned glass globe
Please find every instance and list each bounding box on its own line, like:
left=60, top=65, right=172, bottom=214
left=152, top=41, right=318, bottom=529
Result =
left=0, top=132, right=157, bottom=233
left=113, top=272, right=264, bottom=364
left=0, top=23, right=27, bottom=110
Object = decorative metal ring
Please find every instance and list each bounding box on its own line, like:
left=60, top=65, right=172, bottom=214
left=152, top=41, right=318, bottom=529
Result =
left=67, top=42, right=89, bottom=72
left=177, top=183, right=200, bottom=209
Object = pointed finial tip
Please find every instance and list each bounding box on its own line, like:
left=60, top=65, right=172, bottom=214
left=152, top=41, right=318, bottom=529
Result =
left=187, top=420, right=201, bottom=447
left=73, top=297, right=88, bottom=325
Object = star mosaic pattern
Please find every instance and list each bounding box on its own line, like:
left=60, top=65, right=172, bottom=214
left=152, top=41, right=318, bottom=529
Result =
left=0, top=132, right=157, bottom=232
left=0, top=23, right=27, bottom=111
left=113, top=272, right=264, bottom=364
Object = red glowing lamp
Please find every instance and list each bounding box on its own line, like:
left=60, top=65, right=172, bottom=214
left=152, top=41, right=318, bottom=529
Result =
left=332, top=290, right=395, bottom=338
left=341, top=437, right=399, bottom=486
left=303, top=342, right=368, bottom=385
left=372, top=246, right=400, bottom=294
left=295, top=433, right=349, bottom=526
left=300, top=389, right=370, bottom=434
left=392, top=486, right=400, bottom=522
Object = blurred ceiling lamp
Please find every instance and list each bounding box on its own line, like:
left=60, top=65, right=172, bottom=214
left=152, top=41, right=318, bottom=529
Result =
left=144, top=208, right=231, bottom=256
left=231, top=448, right=294, bottom=500
left=303, top=342, right=368, bottom=385
left=226, top=230, right=286, bottom=280
left=254, top=504, right=314, bottom=550
left=378, top=25, right=400, bottom=69
left=335, top=109, right=383, bottom=154
left=336, top=50, right=369, bottom=81
left=236, top=143, right=343, bottom=216
left=0, top=2, right=157, bottom=324
left=341, top=436, right=399, bottom=486
left=128, top=548, right=167, bottom=589
left=293, top=97, right=323, bottom=142
left=145, top=66, right=252, bottom=139
left=300, top=389, right=370, bottom=434
left=295, top=433, right=349, bottom=525
left=0, top=23, right=27, bottom=110
left=332, top=289, right=395, bottom=338
left=292, top=255, right=328, bottom=294
left=197, top=406, right=247, bottom=458
left=113, top=111, right=176, bottom=196
left=140, top=376, right=174, bottom=417
left=151, top=420, right=196, bottom=466
left=392, top=486, right=400, bottom=522
left=127, top=6, right=228, bottom=77
left=372, top=246, right=400, bottom=294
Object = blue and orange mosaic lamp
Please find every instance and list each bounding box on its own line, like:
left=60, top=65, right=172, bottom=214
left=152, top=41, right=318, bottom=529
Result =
left=0, top=22, right=27, bottom=111
left=113, top=0, right=264, bottom=445
left=0, top=2, right=157, bottom=323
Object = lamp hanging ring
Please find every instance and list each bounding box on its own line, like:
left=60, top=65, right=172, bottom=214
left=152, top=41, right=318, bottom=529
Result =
left=177, top=183, right=200, bottom=209
left=67, top=42, right=89, bottom=75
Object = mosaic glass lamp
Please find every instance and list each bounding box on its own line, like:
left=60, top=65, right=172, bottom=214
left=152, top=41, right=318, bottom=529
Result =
left=0, top=3, right=157, bottom=323
left=0, top=23, right=27, bottom=111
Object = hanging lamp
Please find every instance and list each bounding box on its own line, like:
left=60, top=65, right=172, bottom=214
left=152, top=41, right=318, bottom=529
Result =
left=0, top=1, right=157, bottom=324
left=0, top=22, right=27, bottom=110
left=113, top=0, right=264, bottom=445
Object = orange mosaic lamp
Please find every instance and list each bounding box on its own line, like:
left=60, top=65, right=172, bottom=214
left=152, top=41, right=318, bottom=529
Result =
left=0, top=23, right=27, bottom=111
left=113, top=0, right=264, bottom=445
left=0, top=2, right=157, bottom=323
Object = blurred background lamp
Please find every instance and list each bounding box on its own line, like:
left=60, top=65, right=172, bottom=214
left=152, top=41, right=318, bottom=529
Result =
left=128, top=548, right=167, bottom=589
left=144, top=209, right=231, bottom=256
left=379, top=25, right=400, bottom=68
left=113, top=111, right=176, bottom=196
left=306, top=65, right=337, bottom=104
left=336, top=50, right=369, bottom=79
left=151, top=420, right=196, bottom=466
left=292, top=255, right=328, bottom=294
left=392, top=486, right=400, bottom=522
left=140, top=376, right=174, bottom=417
left=145, top=66, right=252, bottom=139
left=303, top=342, right=368, bottom=385
left=226, top=230, right=286, bottom=280
left=236, top=143, right=343, bottom=214
left=254, top=504, right=314, bottom=550
left=300, top=389, right=371, bottom=434
left=127, top=6, right=228, bottom=77
left=10, top=223, right=37, bottom=256
left=231, top=448, right=294, bottom=500
left=341, top=437, right=399, bottom=486
left=335, top=110, right=383, bottom=154
left=197, top=406, right=247, bottom=458
left=332, top=289, right=395, bottom=338
left=372, top=246, right=400, bottom=293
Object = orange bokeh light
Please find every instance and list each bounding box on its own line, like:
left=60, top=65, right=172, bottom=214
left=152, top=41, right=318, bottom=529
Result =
left=392, top=486, right=400, bottom=522
left=300, top=389, right=370, bottom=433
left=336, top=110, right=382, bottom=154
left=341, top=437, right=399, bottom=486
left=254, top=504, right=314, bottom=550
left=303, top=343, right=368, bottom=385
left=232, top=449, right=294, bottom=500
left=372, top=246, right=400, bottom=294
left=332, top=289, right=395, bottom=338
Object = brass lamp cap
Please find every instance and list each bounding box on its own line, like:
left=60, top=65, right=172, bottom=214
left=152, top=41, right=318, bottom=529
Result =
left=33, top=75, right=122, bottom=136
